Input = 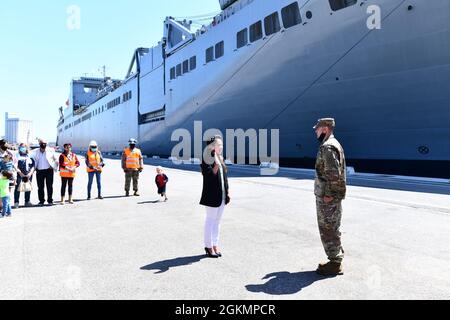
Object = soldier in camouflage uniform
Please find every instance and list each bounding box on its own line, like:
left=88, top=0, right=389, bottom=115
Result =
left=313, top=118, right=346, bottom=276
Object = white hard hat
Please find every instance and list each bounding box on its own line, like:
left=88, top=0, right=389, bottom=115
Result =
left=89, top=141, right=98, bottom=147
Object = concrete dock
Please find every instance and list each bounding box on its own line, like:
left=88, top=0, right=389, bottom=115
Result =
left=0, top=156, right=449, bottom=300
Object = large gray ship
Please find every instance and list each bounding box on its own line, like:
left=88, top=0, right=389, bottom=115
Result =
left=57, top=0, right=450, bottom=178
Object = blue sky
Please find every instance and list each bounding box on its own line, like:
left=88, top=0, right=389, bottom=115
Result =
left=0, top=0, right=220, bottom=141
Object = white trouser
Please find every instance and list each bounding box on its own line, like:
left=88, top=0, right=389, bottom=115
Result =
left=204, top=201, right=225, bottom=248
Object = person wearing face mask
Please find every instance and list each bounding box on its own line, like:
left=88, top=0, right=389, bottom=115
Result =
left=121, top=138, right=143, bottom=197
left=0, top=139, right=12, bottom=158
left=0, top=140, right=17, bottom=176
left=313, top=118, right=347, bottom=276
left=200, top=135, right=231, bottom=258
left=31, top=138, right=59, bottom=206
left=85, top=141, right=105, bottom=200
left=59, top=143, right=80, bottom=205
left=13, top=143, right=36, bottom=208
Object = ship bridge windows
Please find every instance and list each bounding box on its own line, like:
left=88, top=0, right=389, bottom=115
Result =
left=264, top=12, right=281, bottom=36
left=282, top=2, right=302, bottom=28
left=176, top=63, right=182, bottom=77
left=250, top=21, right=263, bottom=42
left=170, top=67, right=176, bottom=80
left=215, top=41, right=224, bottom=59
left=237, top=28, right=248, bottom=48
left=206, top=46, right=214, bottom=63
left=328, top=0, right=358, bottom=11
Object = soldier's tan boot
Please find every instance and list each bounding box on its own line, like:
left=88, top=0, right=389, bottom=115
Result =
left=68, top=196, right=74, bottom=204
left=316, top=261, right=343, bottom=276
left=61, top=196, right=65, bottom=205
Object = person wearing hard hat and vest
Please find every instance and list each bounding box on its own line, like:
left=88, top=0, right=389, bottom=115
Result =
left=85, top=141, right=105, bottom=200
left=59, top=143, right=80, bottom=205
left=122, top=138, right=143, bottom=196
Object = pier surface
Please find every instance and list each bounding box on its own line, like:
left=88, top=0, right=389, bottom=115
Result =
left=1, top=157, right=449, bottom=299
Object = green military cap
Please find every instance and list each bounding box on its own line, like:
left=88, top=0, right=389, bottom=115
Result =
left=313, top=118, right=335, bottom=129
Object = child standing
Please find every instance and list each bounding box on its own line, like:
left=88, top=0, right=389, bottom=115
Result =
left=0, top=153, right=16, bottom=188
left=155, top=166, right=169, bottom=202
left=0, top=153, right=15, bottom=176
left=1, top=153, right=16, bottom=217
left=0, top=172, right=12, bottom=218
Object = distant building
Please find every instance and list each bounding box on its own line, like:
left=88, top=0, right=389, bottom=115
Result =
left=4, top=112, right=34, bottom=145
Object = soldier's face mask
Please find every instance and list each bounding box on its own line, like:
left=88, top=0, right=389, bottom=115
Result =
left=129, top=144, right=136, bottom=150
left=318, top=133, right=327, bottom=143
left=316, top=127, right=327, bottom=143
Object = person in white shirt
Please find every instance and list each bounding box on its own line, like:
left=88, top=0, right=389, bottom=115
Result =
left=31, top=139, right=59, bottom=206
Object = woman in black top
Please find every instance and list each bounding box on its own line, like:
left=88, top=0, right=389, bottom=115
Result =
left=14, top=143, right=36, bottom=208
left=200, top=135, right=230, bottom=258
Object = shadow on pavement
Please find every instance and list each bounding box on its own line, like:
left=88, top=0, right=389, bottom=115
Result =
left=141, top=254, right=207, bottom=274
left=99, top=195, right=129, bottom=200
left=138, top=200, right=163, bottom=205
left=246, top=271, right=331, bottom=295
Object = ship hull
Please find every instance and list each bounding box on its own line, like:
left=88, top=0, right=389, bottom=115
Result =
left=58, top=0, right=450, bottom=178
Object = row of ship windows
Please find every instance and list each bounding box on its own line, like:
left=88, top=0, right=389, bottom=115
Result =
left=170, top=56, right=197, bottom=80
left=64, top=91, right=132, bottom=130
left=169, top=40, right=224, bottom=81
left=237, top=1, right=302, bottom=48
left=169, top=0, right=357, bottom=81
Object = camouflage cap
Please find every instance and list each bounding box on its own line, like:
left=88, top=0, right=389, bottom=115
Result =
left=313, top=118, right=335, bottom=129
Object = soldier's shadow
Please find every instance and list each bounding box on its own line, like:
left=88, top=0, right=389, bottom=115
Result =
left=246, top=271, right=331, bottom=295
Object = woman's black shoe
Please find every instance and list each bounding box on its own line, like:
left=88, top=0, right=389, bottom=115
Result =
left=204, top=247, right=219, bottom=258
left=213, top=247, right=222, bottom=257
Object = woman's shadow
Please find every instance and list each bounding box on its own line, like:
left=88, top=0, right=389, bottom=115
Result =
left=246, top=271, right=330, bottom=295
left=141, top=255, right=207, bottom=274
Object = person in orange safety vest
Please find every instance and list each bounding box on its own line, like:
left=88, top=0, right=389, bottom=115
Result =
left=121, top=138, right=143, bottom=197
left=85, top=140, right=105, bottom=200
left=59, top=143, right=80, bottom=205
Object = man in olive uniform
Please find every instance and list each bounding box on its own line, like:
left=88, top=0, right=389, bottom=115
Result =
left=122, top=138, right=144, bottom=197
left=313, top=118, right=346, bottom=276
